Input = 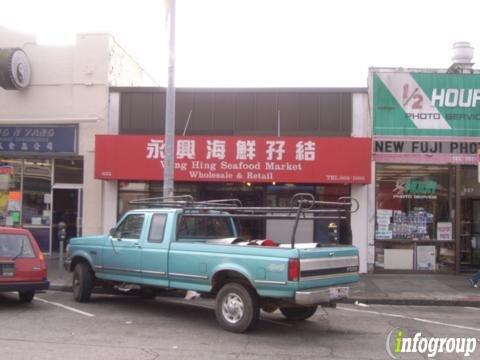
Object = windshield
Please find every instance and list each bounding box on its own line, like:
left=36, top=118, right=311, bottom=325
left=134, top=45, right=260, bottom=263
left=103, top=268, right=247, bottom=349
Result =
left=0, top=234, right=35, bottom=258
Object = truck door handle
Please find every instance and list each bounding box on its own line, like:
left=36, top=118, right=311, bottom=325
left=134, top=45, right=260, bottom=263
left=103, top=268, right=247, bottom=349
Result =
left=134, top=243, right=142, bottom=249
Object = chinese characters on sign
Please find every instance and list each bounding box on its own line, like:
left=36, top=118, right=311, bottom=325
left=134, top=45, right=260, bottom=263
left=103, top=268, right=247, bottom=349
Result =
left=144, top=139, right=316, bottom=162
left=142, top=138, right=317, bottom=181
left=0, top=125, right=78, bottom=154
left=95, top=135, right=371, bottom=184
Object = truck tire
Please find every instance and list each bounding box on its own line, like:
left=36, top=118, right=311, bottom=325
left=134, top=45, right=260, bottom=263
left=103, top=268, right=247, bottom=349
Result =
left=18, top=291, right=35, bottom=303
left=280, top=305, right=318, bottom=321
left=73, top=262, right=94, bottom=302
left=215, top=282, right=259, bottom=333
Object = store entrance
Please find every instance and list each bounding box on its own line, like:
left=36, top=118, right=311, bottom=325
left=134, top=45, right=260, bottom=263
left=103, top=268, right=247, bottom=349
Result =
left=460, top=198, right=480, bottom=272
left=52, top=188, right=82, bottom=252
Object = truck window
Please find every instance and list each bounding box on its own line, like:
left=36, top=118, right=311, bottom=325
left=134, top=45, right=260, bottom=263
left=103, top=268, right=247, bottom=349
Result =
left=149, top=214, right=167, bottom=243
left=177, top=215, right=234, bottom=241
left=116, top=214, right=145, bottom=239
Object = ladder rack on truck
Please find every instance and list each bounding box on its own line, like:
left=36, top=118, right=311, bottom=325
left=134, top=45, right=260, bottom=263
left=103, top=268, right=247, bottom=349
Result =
left=129, top=193, right=359, bottom=248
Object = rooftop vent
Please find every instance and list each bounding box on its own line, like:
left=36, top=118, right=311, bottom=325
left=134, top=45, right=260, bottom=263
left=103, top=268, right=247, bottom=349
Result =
left=448, top=42, right=474, bottom=73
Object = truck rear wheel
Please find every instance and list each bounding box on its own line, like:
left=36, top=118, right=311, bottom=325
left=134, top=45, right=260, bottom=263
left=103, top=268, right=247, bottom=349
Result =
left=280, top=305, right=318, bottom=321
left=215, top=282, right=259, bottom=333
left=73, top=262, right=94, bottom=302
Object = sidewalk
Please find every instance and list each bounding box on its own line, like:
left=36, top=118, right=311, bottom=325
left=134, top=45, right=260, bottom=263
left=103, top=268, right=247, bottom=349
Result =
left=348, top=273, right=480, bottom=307
left=45, top=256, right=480, bottom=307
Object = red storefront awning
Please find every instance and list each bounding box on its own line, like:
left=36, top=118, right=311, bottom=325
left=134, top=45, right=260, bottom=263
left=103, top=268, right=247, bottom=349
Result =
left=95, top=135, right=371, bottom=184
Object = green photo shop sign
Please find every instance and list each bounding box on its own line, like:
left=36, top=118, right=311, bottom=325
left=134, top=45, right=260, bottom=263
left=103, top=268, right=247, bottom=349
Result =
left=393, top=179, right=438, bottom=199
left=404, top=179, right=437, bottom=194
left=373, top=71, right=480, bottom=136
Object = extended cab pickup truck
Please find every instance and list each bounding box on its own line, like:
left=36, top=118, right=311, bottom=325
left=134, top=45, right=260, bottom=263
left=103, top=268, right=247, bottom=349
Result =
left=65, top=195, right=359, bottom=332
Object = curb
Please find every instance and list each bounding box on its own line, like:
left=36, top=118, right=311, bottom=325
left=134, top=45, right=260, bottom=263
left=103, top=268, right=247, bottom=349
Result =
left=50, top=284, right=73, bottom=292
left=48, top=284, right=480, bottom=307
left=339, top=298, right=480, bottom=307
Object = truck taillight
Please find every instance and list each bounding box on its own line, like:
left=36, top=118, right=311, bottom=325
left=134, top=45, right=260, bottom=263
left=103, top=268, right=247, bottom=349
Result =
left=288, top=258, right=300, bottom=281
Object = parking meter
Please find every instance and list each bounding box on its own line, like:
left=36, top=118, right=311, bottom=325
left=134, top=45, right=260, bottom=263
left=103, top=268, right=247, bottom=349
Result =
left=58, top=221, right=67, bottom=274
left=58, top=221, right=67, bottom=243
left=328, top=222, right=338, bottom=243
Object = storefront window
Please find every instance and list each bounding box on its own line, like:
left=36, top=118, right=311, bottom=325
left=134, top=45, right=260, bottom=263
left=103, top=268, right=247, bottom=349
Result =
left=265, top=184, right=349, bottom=206
left=0, top=159, right=22, bottom=226
left=375, top=164, right=454, bottom=272
left=0, top=157, right=82, bottom=254
left=118, top=181, right=353, bottom=245
left=118, top=181, right=150, bottom=216
left=54, top=158, right=83, bottom=183
left=22, top=160, right=52, bottom=226
left=203, top=183, right=264, bottom=238
left=266, top=184, right=350, bottom=244
left=118, top=181, right=200, bottom=218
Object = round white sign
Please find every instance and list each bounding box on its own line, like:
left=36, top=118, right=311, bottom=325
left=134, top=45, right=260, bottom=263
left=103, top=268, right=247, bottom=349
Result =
left=0, top=48, right=32, bottom=90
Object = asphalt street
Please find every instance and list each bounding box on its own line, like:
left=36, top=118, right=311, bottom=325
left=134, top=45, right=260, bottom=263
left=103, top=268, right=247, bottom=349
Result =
left=1, top=290, right=480, bottom=360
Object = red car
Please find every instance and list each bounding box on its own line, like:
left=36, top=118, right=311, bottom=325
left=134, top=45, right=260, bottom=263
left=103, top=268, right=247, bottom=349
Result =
left=0, top=227, right=49, bottom=302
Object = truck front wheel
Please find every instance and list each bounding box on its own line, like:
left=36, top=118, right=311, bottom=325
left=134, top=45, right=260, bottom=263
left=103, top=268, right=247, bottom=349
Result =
left=280, top=305, right=318, bottom=321
left=215, top=283, right=259, bottom=333
left=73, top=262, right=94, bottom=302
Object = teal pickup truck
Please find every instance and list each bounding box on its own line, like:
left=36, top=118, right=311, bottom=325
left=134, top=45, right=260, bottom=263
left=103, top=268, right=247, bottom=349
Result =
left=65, top=195, right=359, bottom=332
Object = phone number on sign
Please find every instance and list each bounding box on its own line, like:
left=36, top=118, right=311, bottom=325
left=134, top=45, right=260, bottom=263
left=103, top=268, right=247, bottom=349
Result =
left=326, top=175, right=365, bottom=181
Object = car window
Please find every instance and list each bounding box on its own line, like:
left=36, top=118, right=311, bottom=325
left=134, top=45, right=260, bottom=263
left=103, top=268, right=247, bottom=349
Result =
left=177, top=215, right=233, bottom=241
left=149, top=214, right=167, bottom=243
left=0, top=234, right=35, bottom=258
left=115, top=214, right=145, bottom=240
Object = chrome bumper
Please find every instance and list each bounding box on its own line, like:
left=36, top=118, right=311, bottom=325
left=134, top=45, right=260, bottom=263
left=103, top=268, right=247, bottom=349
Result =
left=295, top=286, right=349, bottom=305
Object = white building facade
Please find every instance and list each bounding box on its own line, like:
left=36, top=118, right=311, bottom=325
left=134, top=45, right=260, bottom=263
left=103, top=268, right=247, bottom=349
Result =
left=0, top=27, right=155, bottom=254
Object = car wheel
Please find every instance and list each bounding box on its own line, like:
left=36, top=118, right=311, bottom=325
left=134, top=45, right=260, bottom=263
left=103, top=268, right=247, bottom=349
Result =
left=18, top=291, right=35, bottom=303
left=73, top=262, right=94, bottom=302
left=280, top=305, right=318, bottom=321
left=215, top=282, right=259, bottom=333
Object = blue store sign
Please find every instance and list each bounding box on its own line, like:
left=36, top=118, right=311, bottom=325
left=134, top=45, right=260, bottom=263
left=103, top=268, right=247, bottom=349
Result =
left=0, top=125, right=78, bottom=154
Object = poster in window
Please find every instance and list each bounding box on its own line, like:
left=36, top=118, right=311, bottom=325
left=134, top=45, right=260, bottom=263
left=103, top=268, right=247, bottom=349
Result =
left=437, top=222, right=452, bottom=241
left=7, top=191, right=21, bottom=211
left=377, top=209, right=392, bottom=225
left=417, top=245, right=436, bottom=271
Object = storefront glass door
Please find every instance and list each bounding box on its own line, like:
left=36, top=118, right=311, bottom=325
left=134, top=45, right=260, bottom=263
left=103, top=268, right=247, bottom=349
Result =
left=459, top=167, right=480, bottom=272
left=460, top=198, right=480, bottom=271
left=52, top=186, right=82, bottom=252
